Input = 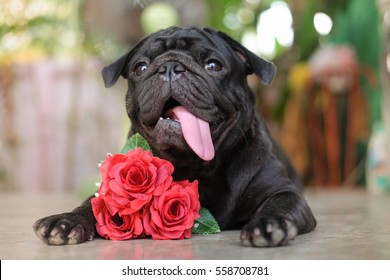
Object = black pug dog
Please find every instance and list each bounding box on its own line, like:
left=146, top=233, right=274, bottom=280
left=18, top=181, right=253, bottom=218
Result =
left=33, top=27, right=316, bottom=247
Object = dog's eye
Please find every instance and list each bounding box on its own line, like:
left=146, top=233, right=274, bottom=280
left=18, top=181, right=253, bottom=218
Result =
left=133, top=63, right=148, bottom=76
left=205, top=60, right=223, bottom=72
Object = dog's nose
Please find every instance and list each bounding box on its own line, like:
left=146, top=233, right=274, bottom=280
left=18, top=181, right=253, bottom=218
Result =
left=158, top=61, right=186, bottom=82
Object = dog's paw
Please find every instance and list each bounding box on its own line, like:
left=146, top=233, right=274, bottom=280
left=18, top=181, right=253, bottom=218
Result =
left=240, top=217, right=298, bottom=247
left=33, top=213, right=95, bottom=245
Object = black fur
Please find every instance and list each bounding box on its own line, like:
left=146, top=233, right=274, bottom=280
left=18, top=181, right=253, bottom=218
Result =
left=33, top=27, right=316, bottom=247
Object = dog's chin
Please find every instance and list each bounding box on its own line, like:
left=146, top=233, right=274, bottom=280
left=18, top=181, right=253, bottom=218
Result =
left=150, top=118, right=188, bottom=152
left=138, top=117, right=221, bottom=166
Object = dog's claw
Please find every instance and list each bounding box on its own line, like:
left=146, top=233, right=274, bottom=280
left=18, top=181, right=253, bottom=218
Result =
left=33, top=213, right=95, bottom=245
left=240, top=217, right=298, bottom=247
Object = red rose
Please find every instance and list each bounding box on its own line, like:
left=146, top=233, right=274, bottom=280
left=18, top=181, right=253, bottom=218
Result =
left=91, top=144, right=203, bottom=241
left=143, top=180, right=201, bottom=240
left=98, top=148, right=174, bottom=215
left=91, top=196, right=143, bottom=240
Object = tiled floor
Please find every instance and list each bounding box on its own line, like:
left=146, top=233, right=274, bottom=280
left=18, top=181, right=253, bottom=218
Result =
left=1, top=189, right=389, bottom=259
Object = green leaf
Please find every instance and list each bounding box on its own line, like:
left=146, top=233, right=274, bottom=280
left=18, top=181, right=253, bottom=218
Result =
left=121, top=133, right=152, bottom=154
left=191, top=207, right=221, bottom=234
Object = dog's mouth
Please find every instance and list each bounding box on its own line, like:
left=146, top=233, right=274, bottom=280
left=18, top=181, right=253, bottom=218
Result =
left=147, top=97, right=215, bottom=161
left=160, top=97, right=181, bottom=121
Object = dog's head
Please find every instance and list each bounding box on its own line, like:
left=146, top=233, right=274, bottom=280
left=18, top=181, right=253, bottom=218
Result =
left=102, top=27, right=275, bottom=167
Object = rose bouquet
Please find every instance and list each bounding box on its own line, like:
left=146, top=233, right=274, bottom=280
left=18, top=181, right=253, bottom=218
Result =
left=91, top=134, right=220, bottom=240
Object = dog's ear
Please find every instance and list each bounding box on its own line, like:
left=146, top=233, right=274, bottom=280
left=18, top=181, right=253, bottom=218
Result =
left=101, top=53, right=130, bottom=88
left=101, top=36, right=149, bottom=88
left=206, top=28, right=276, bottom=85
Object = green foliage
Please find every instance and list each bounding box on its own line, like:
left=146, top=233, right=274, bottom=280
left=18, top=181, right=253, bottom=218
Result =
left=330, top=0, right=381, bottom=70
left=293, top=1, right=320, bottom=61
left=121, top=133, right=152, bottom=154
left=191, top=207, right=221, bottom=234
left=329, top=0, right=382, bottom=124
left=204, top=0, right=231, bottom=34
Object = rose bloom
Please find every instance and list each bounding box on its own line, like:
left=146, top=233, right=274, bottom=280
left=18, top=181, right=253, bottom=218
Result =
left=143, top=180, right=201, bottom=240
left=98, top=148, right=174, bottom=215
left=91, top=196, right=144, bottom=240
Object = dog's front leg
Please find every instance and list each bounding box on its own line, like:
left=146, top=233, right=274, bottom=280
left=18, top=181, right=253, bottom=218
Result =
left=235, top=155, right=317, bottom=248
left=240, top=191, right=316, bottom=247
left=33, top=197, right=96, bottom=245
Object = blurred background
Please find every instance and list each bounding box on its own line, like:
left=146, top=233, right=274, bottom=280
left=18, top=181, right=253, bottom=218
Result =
left=1, top=0, right=389, bottom=196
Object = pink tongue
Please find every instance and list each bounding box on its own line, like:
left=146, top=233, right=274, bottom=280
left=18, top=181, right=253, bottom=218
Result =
left=170, top=106, right=215, bottom=161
